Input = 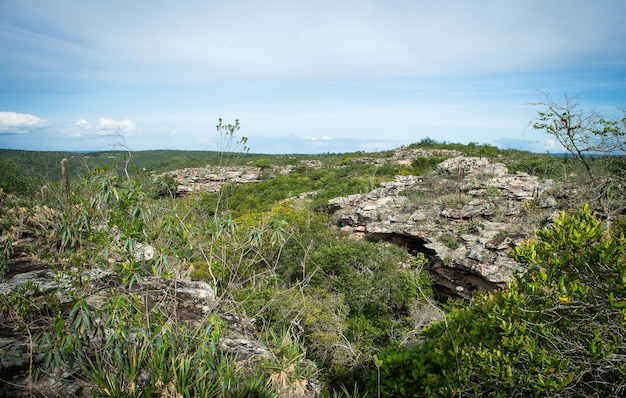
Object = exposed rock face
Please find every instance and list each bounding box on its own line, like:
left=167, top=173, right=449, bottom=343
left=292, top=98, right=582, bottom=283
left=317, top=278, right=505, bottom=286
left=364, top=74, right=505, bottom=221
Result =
left=354, top=148, right=465, bottom=166
left=162, top=163, right=301, bottom=196
left=327, top=156, right=559, bottom=299
left=391, top=148, right=466, bottom=165
left=164, top=165, right=265, bottom=195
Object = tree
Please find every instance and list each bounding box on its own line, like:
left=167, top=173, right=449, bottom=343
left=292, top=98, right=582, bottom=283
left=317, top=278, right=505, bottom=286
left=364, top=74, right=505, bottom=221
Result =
left=531, top=94, right=626, bottom=184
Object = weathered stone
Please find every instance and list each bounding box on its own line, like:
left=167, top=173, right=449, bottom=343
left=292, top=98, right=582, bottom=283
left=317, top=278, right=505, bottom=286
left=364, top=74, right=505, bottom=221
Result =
left=132, top=242, right=156, bottom=262
left=325, top=156, right=559, bottom=299
left=220, top=336, right=271, bottom=360
left=441, top=199, right=493, bottom=219
left=161, top=162, right=307, bottom=196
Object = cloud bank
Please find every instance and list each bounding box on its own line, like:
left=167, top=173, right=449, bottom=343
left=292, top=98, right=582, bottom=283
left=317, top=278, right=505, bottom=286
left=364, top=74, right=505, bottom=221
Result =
left=0, top=111, right=47, bottom=134
left=2, top=1, right=625, bottom=89
left=68, top=117, right=137, bottom=137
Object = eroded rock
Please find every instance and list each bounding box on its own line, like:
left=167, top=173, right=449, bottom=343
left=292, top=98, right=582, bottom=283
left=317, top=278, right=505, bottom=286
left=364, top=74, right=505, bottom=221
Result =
left=326, top=156, right=559, bottom=300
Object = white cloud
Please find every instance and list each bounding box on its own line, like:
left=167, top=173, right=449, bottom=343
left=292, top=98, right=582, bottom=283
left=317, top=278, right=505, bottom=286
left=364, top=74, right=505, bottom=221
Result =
left=0, top=111, right=47, bottom=133
left=544, top=139, right=566, bottom=152
left=4, top=1, right=625, bottom=85
left=67, top=117, right=137, bottom=138
left=305, top=135, right=333, bottom=141
left=99, top=118, right=136, bottom=134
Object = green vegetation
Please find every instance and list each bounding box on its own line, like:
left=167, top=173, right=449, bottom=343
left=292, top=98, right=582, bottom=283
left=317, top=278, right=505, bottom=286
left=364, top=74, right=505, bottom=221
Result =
left=411, top=156, right=446, bottom=175
left=508, top=154, right=567, bottom=179
left=2, top=108, right=626, bottom=396
left=0, top=124, right=437, bottom=396
left=406, top=137, right=501, bottom=158
left=369, top=205, right=626, bottom=397
left=438, top=233, right=460, bottom=250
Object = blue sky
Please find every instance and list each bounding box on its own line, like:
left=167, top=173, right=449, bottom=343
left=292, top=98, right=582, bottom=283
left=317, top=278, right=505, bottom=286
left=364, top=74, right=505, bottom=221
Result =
left=1, top=1, right=625, bottom=154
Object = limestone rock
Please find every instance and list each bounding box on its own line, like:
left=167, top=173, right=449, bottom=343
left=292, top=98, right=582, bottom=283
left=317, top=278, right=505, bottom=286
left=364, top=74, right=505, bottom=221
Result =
left=161, top=161, right=309, bottom=196
left=325, top=156, right=559, bottom=299
left=132, top=242, right=155, bottom=262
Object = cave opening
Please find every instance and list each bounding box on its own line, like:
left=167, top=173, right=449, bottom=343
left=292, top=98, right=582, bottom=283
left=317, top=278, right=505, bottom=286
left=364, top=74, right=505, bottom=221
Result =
left=365, top=232, right=499, bottom=302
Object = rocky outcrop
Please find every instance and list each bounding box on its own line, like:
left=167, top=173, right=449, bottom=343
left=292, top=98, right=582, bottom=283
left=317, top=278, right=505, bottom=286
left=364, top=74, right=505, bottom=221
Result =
left=354, top=148, right=465, bottom=166
left=391, top=148, right=465, bottom=166
left=161, top=149, right=464, bottom=196
left=0, top=265, right=272, bottom=397
left=162, top=163, right=301, bottom=196
left=327, top=156, right=559, bottom=299
left=164, top=165, right=267, bottom=195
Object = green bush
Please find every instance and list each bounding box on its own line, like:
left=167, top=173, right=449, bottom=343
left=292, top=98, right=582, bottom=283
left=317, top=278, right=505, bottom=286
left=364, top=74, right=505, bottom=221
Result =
left=253, top=158, right=272, bottom=169
left=508, top=155, right=566, bottom=179
left=411, top=156, right=445, bottom=175
left=368, top=204, right=626, bottom=397
left=438, top=233, right=460, bottom=250
left=152, top=175, right=178, bottom=198
left=406, top=138, right=502, bottom=158
left=0, top=159, right=37, bottom=196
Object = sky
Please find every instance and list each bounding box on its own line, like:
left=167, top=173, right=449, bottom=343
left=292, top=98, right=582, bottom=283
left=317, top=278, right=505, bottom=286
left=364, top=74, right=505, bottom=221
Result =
left=1, top=1, right=626, bottom=154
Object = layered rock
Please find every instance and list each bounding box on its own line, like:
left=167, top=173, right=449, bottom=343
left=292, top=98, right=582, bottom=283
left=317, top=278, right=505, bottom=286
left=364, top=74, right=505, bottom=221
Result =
left=162, top=164, right=298, bottom=196
left=164, top=165, right=266, bottom=195
left=327, top=156, right=559, bottom=299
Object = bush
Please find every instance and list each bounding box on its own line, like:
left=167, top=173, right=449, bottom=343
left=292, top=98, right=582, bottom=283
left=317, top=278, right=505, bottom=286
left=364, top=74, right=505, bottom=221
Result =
left=508, top=155, right=566, bottom=179
left=411, top=156, right=445, bottom=175
left=253, top=158, right=272, bottom=169
left=0, top=159, right=37, bottom=197
left=152, top=175, right=178, bottom=198
left=368, top=204, right=626, bottom=397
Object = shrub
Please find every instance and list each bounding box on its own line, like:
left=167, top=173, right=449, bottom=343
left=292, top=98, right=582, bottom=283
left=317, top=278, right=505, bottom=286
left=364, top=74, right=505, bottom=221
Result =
left=438, top=233, right=460, bottom=250
left=368, top=204, right=626, bottom=397
left=0, top=159, right=37, bottom=197
left=411, top=156, right=445, bottom=175
left=253, top=158, right=272, bottom=169
left=152, top=175, right=178, bottom=198
left=508, top=155, right=566, bottom=179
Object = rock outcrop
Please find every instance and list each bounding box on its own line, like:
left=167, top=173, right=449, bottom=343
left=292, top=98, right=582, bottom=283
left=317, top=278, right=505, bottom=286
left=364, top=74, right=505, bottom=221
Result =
left=0, top=264, right=272, bottom=397
left=327, top=156, right=559, bottom=299
left=354, top=148, right=465, bottom=166
left=162, top=164, right=299, bottom=196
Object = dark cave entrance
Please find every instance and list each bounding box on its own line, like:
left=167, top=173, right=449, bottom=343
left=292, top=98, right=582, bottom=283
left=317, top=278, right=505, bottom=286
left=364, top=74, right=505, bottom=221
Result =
left=365, top=232, right=499, bottom=301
